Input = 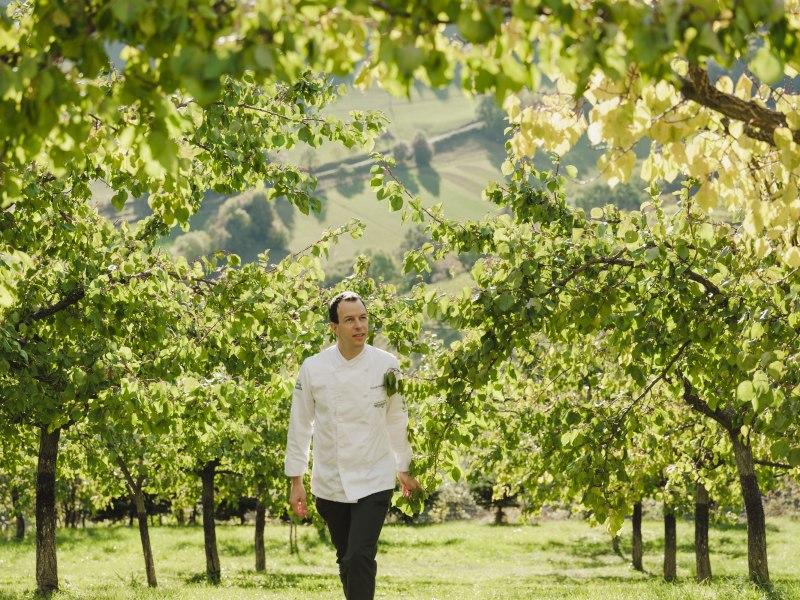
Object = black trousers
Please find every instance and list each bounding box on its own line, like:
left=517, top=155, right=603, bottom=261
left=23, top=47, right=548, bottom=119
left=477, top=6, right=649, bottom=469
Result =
left=315, top=489, right=393, bottom=600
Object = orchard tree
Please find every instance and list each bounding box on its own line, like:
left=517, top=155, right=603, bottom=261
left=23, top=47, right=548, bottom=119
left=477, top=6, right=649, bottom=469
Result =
left=1, top=24, right=385, bottom=590
left=6, top=1, right=800, bottom=242
left=373, top=155, right=800, bottom=585
left=0, top=198, right=194, bottom=594
left=0, top=423, right=36, bottom=541
left=79, top=377, right=199, bottom=588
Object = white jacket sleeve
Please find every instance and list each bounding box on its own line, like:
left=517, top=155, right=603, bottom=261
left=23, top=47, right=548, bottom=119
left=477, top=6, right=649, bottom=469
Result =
left=385, top=361, right=413, bottom=472
left=284, top=362, right=314, bottom=477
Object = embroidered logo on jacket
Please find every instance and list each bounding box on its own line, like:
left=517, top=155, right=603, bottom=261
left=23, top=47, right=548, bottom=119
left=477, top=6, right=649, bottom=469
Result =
left=370, top=383, right=387, bottom=408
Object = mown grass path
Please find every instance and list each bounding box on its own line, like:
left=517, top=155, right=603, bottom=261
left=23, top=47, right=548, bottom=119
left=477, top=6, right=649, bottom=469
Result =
left=1, top=518, right=798, bottom=599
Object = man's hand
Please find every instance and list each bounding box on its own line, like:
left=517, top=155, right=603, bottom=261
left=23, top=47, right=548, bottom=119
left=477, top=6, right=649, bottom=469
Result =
left=397, top=471, right=421, bottom=499
left=289, top=476, right=308, bottom=518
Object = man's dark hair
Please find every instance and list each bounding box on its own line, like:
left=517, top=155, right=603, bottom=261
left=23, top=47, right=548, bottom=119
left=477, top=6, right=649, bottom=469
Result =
left=328, top=291, right=365, bottom=323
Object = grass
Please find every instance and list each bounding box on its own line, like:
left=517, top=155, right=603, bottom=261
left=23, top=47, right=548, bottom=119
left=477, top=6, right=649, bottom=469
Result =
left=91, top=75, right=610, bottom=272
left=307, top=82, right=480, bottom=166
left=1, top=518, right=799, bottom=599
left=287, top=133, right=506, bottom=268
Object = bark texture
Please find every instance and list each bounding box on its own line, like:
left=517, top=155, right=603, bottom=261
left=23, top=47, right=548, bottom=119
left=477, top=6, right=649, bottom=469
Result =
left=695, top=481, right=712, bottom=583
left=255, top=488, right=266, bottom=572
left=11, top=486, right=25, bottom=541
left=200, top=461, right=221, bottom=584
left=681, top=376, right=770, bottom=585
left=663, top=507, right=677, bottom=582
left=36, top=427, right=61, bottom=596
left=731, top=434, right=770, bottom=585
left=133, top=491, right=158, bottom=587
left=632, top=501, right=643, bottom=572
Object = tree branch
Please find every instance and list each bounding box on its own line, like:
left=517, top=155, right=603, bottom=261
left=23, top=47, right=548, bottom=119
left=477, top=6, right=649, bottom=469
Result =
left=683, top=267, right=724, bottom=297
left=26, top=289, right=86, bottom=323
left=680, top=373, right=735, bottom=431
left=679, top=62, right=796, bottom=146
left=613, top=339, right=691, bottom=424
left=754, top=458, right=796, bottom=469
left=548, top=251, right=634, bottom=294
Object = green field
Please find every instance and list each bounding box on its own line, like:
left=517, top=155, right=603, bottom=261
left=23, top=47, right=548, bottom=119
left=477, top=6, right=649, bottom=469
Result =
left=91, top=77, right=638, bottom=273
left=2, top=518, right=798, bottom=599
left=288, top=134, right=506, bottom=269
left=303, top=82, right=482, bottom=166
left=92, top=75, right=611, bottom=273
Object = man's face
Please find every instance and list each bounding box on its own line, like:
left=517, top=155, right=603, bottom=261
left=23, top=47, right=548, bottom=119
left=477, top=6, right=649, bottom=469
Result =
left=331, top=299, right=368, bottom=353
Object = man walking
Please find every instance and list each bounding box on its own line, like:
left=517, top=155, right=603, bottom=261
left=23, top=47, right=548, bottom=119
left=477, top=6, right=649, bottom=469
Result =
left=285, top=291, right=420, bottom=600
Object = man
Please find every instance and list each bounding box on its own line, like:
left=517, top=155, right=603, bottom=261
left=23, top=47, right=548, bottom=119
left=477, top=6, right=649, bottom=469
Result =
left=285, top=291, right=420, bottom=600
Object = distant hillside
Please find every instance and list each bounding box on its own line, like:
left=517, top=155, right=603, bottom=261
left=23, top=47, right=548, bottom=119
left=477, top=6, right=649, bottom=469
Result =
left=95, top=79, right=615, bottom=278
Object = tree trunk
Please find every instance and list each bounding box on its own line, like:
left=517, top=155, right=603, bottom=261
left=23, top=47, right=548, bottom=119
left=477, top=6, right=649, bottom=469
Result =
left=695, top=481, right=712, bottom=583
left=494, top=506, right=505, bottom=525
left=611, top=534, right=623, bottom=558
left=200, top=461, right=221, bottom=584
left=68, top=483, right=77, bottom=528
left=730, top=433, right=769, bottom=585
left=36, top=426, right=61, bottom=596
left=681, top=377, right=770, bottom=585
left=255, top=485, right=266, bottom=572
left=663, top=506, right=676, bottom=582
left=632, top=501, right=643, bottom=571
left=11, top=486, right=25, bottom=541
left=133, top=490, right=158, bottom=587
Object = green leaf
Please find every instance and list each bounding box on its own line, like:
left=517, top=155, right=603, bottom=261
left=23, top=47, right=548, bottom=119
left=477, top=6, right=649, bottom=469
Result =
left=111, top=191, right=127, bottom=211
left=736, top=380, right=754, bottom=402
left=112, top=0, right=145, bottom=24
left=771, top=439, right=790, bottom=460
left=753, top=389, right=773, bottom=413
left=697, top=223, right=714, bottom=241
left=644, top=246, right=661, bottom=262
left=495, top=292, right=514, bottom=312
left=383, top=369, right=398, bottom=395
left=749, top=43, right=784, bottom=85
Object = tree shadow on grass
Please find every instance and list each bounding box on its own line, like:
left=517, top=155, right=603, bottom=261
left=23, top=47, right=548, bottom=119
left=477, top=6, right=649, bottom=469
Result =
left=334, top=169, right=367, bottom=197
left=55, top=526, right=132, bottom=551
left=183, top=570, right=337, bottom=592
left=390, top=165, right=420, bottom=195
left=378, top=537, right=461, bottom=549
left=513, top=538, right=626, bottom=572
left=539, top=572, right=652, bottom=585
left=541, top=537, right=617, bottom=560
left=673, top=540, right=747, bottom=559
left=232, top=571, right=337, bottom=591
left=217, top=537, right=284, bottom=558
left=418, top=166, right=441, bottom=197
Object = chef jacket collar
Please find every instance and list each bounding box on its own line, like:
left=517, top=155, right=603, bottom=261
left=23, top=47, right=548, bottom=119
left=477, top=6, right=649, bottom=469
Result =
left=334, top=343, right=368, bottom=365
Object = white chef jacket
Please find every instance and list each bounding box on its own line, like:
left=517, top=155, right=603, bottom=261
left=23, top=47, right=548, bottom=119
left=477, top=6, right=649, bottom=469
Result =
left=284, top=344, right=413, bottom=503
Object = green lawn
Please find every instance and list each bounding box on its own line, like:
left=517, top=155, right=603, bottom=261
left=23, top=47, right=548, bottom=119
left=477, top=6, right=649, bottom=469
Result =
left=2, top=518, right=798, bottom=599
